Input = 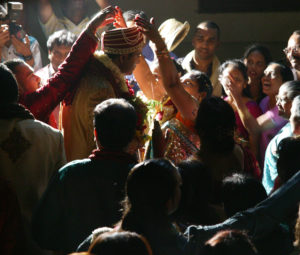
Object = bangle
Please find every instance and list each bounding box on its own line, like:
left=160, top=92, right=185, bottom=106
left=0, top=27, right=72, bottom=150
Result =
left=23, top=54, right=33, bottom=61
left=156, top=48, right=169, bottom=58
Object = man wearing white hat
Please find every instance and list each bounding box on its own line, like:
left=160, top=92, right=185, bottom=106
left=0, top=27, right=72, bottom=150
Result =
left=181, top=21, right=222, bottom=97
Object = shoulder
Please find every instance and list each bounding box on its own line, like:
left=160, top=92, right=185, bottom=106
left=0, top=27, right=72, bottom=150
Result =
left=58, top=158, right=91, bottom=177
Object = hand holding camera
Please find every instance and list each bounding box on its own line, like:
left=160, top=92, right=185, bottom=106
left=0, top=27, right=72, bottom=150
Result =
left=0, top=24, right=10, bottom=48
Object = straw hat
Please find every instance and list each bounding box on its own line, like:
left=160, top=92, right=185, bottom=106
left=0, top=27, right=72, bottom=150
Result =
left=158, top=18, right=190, bottom=52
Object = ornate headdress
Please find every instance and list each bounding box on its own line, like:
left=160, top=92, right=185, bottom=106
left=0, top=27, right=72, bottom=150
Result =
left=101, top=27, right=144, bottom=55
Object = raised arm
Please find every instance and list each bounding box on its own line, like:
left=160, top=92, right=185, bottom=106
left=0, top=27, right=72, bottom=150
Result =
left=25, top=6, right=116, bottom=123
left=135, top=16, right=199, bottom=121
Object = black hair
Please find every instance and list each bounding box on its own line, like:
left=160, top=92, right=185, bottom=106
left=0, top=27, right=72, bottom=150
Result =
left=277, top=136, right=300, bottom=183
left=120, top=159, right=179, bottom=232
left=243, top=44, right=272, bottom=65
left=219, top=59, right=251, bottom=98
left=201, top=230, right=257, bottom=255
left=123, top=10, right=148, bottom=22
left=196, top=21, right=220, bottom=40
left=221, top=173, right=267, bottom=217
left=4, top=59, right=25, bottom=74
left=0, top=63, right=19, bottom=104
left=93, top=98, right=137, bottom=151
left=89, top=231, right=152, bottom=255
left=195, top=97, right=236, bottom=153
left=267, top=62, right=294, bottom=83
left=188, top=70, right=213, bottom=97
left=174, top=160, right=219, bottom=225
left=47, top=29, right=77, bottom=51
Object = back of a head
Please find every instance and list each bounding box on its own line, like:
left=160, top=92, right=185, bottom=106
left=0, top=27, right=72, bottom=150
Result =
left=123, top=10, right=148, bottom=22
left=88, top=231, right=152, bottom=255
left=195, top=97, right=236, bottom=153
left=125, top=159, right=178, bottom=214
left=221, top=173, right=267, bottom=217
left=4, top=59, right=25, bottom=74
left=0, top=63, right=19, bottom=105
left=201, top=230, right=257, bottom=255
left=93, top=98, right=137, bottom=151
left=277, top=136, right=300, bottom=183
left=177, top=160, right=213, bottom=209
left=47, top=29, right=77, bottom=51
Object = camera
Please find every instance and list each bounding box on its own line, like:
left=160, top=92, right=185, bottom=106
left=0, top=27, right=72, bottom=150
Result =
left=7, top=2, right=25, bottom=41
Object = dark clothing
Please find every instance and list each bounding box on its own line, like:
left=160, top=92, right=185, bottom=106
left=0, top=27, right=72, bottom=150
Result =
left=32, top=153, right=136, bottom=253
left=185, top=170, right=300, bottom=255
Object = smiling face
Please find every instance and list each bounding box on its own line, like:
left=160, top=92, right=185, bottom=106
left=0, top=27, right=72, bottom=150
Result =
left=220, top=64, right=247, bottom=97
left=286, top=34, right=300, bottom=71
left=14, top=63, right=41, bottom=95
left=192, top=26, right=219, bottom=61
left=261, top=63, right=283, bottom=97
left=180, top=72, right=202, bottom=99
left=276, top=86, right=292, bottom=119
left=244, top=50, right=267, bottom=82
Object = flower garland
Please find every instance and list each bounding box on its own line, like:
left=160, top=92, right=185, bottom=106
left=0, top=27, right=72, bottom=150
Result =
left=94, top=51, right=150, bottom=144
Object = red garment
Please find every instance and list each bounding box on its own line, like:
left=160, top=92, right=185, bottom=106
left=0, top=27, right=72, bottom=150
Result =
left=18, top=31, right=98, bottom=124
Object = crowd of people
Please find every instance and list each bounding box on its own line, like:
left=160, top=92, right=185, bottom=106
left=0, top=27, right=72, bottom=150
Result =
left=0, top=1, right=300, bottom=255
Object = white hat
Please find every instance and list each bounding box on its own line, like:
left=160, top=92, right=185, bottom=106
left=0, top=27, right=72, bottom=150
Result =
left=158, top=18, right=190, bottom=52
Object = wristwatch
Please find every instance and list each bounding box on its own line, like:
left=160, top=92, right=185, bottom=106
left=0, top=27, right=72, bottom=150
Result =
left=23, top=54, right=33, bottom=61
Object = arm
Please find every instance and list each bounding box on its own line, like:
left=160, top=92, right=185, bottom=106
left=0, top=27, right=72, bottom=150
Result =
left=24, top=6, right=116, bottom=123
left=38, top=0, right=53, bottom=24
left=135, top=17, right=199, bottom=121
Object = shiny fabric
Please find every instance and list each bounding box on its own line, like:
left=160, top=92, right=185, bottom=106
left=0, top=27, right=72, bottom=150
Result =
left=162, top=114, right=199, bottom=164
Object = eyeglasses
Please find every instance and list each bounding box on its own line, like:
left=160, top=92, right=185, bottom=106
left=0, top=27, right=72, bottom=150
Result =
left=283, top=45, right=300, bottom=55
left=275, top=95, right=291, bottom=104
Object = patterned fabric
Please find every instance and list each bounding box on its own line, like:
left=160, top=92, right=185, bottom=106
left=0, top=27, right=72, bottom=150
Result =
left=162, top=115, right=200, bottom=164
left=101, top=27, right=144, bottom=55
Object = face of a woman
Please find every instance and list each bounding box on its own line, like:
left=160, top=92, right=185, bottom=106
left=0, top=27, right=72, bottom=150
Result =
left=244, top=50, right=267, bottom=82
left=180, top=73, right=202, bottom=100
left=220, top=64, right=247, bottom=96
left=261, top=63, right=283, bottom=97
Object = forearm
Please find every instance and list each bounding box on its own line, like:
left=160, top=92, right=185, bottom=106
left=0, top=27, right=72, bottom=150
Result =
left=133, top=56, right=165, bottom=101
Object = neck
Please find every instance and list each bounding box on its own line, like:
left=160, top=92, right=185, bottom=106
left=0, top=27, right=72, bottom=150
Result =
left=193, top=53, right=213, bottom=73
left=268, top=95, right=277, bottom=109
left=296, top=69, right=300, bottom=81
left=248, top=79, right=261, bottom=100
left=65, top=9, right=85, bottom=25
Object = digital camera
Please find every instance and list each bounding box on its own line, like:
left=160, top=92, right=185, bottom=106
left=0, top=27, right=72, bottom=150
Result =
left=7, top=2, right=25, bottom=41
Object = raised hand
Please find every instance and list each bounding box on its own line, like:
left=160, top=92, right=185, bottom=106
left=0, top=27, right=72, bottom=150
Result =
left=88, top=6, right=117, bottom=34
left=11, top=34, right=32, bottom=57
left=0, top=25, right=10, bottom=48
left=113, top=6, right=127, bottom=28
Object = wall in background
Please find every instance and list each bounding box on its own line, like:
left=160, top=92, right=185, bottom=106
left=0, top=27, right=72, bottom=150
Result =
left=117, top=0, right=300, bottom=62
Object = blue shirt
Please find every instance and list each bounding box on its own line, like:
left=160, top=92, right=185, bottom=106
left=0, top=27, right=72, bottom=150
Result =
left=263, top=122, right=292, bottom=194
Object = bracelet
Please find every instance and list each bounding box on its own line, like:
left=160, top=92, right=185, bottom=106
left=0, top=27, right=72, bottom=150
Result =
left=156, top=48, right=169, bottom=58
left=23, top=54, right=33, bottom=61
